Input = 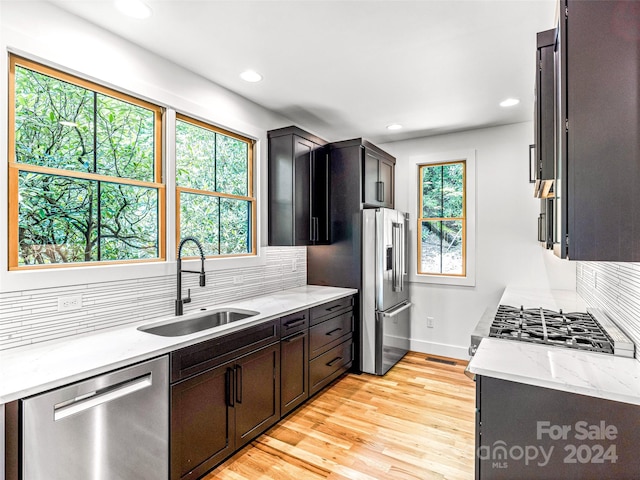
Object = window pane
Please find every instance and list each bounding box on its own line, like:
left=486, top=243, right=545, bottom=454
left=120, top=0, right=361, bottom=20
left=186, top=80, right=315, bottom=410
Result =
left=422, top=165, right=443, bottom=218
left=216, top=134, right=248, bottom=196
left=420, top=220, right=463, bottom=275
left=99, top=183, right=158, bottom=260
left=18, top=171, right=98, bottom=265
left=175, top=120, right=216, bottom=190
left=96, top=94, right=155, bottom=182
left=442, top=163, right=464, bottom=218
left=179, top=192, right=220, bottom=256
left=220, top=198, right=250, bottom=255
left=14, top=66, right=95, bottom=172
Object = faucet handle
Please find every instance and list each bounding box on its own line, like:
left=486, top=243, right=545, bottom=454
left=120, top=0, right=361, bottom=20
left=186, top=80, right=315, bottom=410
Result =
left=184, top=289, right=192, bottom=304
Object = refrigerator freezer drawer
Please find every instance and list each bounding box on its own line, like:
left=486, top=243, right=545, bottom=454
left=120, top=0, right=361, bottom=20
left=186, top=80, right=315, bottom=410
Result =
left=376, top=301, right=411, bottom=375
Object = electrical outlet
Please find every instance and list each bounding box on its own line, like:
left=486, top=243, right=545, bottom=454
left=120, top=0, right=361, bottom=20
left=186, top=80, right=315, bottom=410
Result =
left=58, top=294, right=83, bottom=312
left=291, top=258, right=297, bottom=272
left=427, top=316, right=434, bottom=328
left=233, top=275, right=243, bottom=285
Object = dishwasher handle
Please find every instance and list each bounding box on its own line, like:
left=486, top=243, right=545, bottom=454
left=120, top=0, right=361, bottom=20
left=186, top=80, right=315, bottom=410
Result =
left=54, top=373, right=152, bottom=421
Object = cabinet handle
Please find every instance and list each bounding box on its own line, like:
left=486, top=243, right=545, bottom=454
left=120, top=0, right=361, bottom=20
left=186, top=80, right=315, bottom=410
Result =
left=284, top=319, right=306, bottom=329
left=326, top=356, right=343, bottom=367
left=326, top=327, right=343, bottom=336
left=235, top=365, right=243, bottom=404
left=310, top=216, right=319, bottom=242
left=283, top=331, right=306, bottom=342
left=226, top=367, right=234, bottom=407
left=326, top=304, right=344, bottom=312
left=376, top=181, right=384, bottom=202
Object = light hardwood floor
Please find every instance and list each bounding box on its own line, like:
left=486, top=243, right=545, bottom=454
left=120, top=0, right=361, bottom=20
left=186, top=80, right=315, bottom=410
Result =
left=203, top=352, right=476, bottom=480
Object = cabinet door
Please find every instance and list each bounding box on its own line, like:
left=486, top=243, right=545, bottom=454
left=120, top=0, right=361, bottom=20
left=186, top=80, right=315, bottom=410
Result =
left=363, top=148, right=382, bottom=206
left=378, top=156, right=394, bottom=208
left=281, top=330, right=309, bottom=416
left=170, top=361, right=235, bottom=480
left=310, top=145, right=330, bottom=244
left=234, top=343, right=281, bottom=449
left=293, top=136, right=313, bottom=245
left=363, top=148, right=394, bottom=208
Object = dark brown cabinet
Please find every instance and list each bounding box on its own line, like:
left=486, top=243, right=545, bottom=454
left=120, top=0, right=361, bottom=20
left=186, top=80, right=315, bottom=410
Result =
left=553, top=0, right=640, bottom=260
left=363, top=146, right=395, bottom=208
left=169, top=320, right=280, bottom=480
left=268, top=126, right=330, bottom=246
left=308, top=296, right=354, bottom=396
left=280, top=310, right=309, bottom=416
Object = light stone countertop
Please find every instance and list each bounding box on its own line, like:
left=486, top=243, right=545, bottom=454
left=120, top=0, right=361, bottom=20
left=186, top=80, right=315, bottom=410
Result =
left=0, top=285, right=357, bottom=404
left=467, top=286, right=640, bottom=406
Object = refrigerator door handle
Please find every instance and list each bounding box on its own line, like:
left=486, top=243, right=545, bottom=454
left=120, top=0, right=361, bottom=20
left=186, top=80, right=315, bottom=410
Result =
left=381, top=301, right=412, bottom=318
left=392, top=223, right=402, bottom=292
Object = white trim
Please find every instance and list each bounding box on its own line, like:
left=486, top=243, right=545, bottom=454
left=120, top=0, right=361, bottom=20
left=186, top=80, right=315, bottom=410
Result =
left=409, top=338, right=470, bottom=361
left=409, top=149, right=476, bottom=287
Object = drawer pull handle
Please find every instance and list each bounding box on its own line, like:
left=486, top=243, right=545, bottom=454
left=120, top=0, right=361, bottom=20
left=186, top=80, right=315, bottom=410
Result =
left=326, top=304, right=344, bottom=312
left=326, top=328, right=343, bottom=336
left=284, top=331, right=306, bottom=342
left=285, top=319, right=306, bottom=329
left=235, top=365, right=243, bottom=404
left=326, top=356, right=343, bottom=367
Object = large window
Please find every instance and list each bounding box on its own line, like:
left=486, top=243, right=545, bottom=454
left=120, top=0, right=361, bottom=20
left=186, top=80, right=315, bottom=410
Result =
left=175, top=114, right=255, bottom=257
left=9, top=55, right=165, bottom=269
left=418, top=161, right=466, bottom=276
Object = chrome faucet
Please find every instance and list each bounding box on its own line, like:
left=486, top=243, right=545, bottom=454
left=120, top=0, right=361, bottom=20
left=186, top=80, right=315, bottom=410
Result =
left=176, top=236, right=206, bottom=316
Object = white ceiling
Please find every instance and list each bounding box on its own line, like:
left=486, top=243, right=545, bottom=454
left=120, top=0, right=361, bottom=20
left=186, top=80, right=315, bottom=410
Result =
left=47, top=0, right=557, bottom=143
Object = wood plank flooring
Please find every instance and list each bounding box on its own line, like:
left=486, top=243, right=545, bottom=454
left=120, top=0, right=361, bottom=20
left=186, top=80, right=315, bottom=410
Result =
left=203, top=352, right=476, bottom=480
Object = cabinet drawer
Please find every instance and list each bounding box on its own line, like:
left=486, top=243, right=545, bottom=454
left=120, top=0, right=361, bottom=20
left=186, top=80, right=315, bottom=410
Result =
left=280, top=310, right=309, bottom=337
left=170, top=319, right=279, bottom=383
left=309, top=311, right=354, bottom=358
left=309, top=336, right=353, bottom=396
left=310, top=296, right=354, bottom=325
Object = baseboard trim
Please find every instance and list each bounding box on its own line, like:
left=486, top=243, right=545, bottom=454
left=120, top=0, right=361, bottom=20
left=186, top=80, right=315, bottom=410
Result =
left=409, top=339, right=469, bottom=361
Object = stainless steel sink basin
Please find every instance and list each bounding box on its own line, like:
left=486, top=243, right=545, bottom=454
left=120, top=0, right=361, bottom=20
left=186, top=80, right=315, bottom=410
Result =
left=138, top=309, right=259, bottom=337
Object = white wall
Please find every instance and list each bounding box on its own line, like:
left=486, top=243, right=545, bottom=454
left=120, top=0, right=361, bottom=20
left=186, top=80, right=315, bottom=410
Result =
left=0, top=1, right=297, bottom=293
left=380, top=122, right=576, bottom=359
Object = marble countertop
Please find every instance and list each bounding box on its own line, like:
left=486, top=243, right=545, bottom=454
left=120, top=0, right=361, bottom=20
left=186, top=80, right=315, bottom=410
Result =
left=467, top=286, right=640, bottom=406
left=0, top=285, right=357, bottom=404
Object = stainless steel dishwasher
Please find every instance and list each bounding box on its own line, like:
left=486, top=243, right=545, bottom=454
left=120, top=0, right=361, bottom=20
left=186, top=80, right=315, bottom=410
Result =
left=22, top=355, right=169, bottom=480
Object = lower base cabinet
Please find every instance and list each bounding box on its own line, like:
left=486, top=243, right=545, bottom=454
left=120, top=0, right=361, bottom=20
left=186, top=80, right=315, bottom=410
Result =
left=170, top=295, right=355, bottom=480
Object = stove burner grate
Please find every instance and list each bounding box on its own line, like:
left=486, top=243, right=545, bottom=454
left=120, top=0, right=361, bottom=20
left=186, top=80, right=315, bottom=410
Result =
left=489, top=305, right=615, bottom=354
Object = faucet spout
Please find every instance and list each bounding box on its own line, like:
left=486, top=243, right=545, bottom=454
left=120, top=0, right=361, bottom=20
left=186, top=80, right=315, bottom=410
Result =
left=176, top=237, right=206, bottom=316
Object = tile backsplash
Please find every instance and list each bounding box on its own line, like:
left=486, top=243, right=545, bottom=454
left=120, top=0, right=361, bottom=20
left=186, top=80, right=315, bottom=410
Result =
left=0, top=247, right=306, bottom=350
left=577, top=262, right=640, bottom=357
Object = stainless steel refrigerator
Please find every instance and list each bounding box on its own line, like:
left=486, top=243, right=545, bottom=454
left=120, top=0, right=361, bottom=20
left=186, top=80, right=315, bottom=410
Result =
left=361, top=208, right=411, bottom=375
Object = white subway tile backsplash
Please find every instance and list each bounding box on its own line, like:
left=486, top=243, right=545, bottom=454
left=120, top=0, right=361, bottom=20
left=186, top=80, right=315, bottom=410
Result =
left=0, top=247, right=307, bottom=350
left=577, top=261, right=640, bottom=358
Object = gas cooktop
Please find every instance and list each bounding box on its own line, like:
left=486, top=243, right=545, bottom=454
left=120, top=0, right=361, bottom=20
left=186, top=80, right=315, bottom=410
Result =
left=490, top=305, right=616, bottom=354
left=469, top=304, right=635, bottom=358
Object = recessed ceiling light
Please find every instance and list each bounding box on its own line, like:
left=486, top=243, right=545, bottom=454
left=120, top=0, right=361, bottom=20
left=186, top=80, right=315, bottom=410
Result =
left=114, top=0, right=152, bottom=19
left=386, top=124, right=403, bottom=131
left=240, top=70, right=263, bottom=83
left=500, top=98, right=520, bottom=107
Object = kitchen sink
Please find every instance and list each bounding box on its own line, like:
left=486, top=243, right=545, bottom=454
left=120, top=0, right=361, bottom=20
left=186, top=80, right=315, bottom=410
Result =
left=138, top=309, right=260, bottom=337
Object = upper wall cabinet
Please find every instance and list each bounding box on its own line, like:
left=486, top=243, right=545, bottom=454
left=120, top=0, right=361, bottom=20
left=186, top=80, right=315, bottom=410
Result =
left=268, top=127, right=330, bottom=246
left=362, top=144, right=395, bottom=208
left=554, top=0, right=640, bottom=261
left=330, top=138, right=395, bottom=209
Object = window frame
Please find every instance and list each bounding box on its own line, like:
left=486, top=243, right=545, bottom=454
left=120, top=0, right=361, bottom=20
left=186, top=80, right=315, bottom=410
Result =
left=8, top=54, right=166, bottom=270
left=174, top=113, right=257, bottom=258
left=409, top=149, right=476, bottom=287
left=417, top=160, right=467, bottom=277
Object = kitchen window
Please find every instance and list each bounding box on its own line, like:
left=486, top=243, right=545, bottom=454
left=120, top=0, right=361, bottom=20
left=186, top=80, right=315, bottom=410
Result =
left=8, top=55, right=165, bottom=270
left=410, top=149, right=476, bottom=286
left=175, top=114, right=256, bottom=257
left=418, top=161, right=466, bottom=276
